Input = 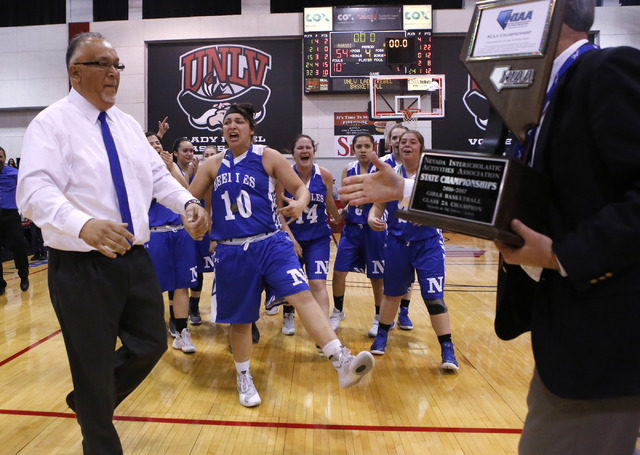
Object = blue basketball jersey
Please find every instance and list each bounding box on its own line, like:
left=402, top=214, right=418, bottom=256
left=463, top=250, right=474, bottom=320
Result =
left=284, top=163, right=331, bottom=242
left=381, top=153, right=398, bottom=168
left=210, top=144, right=281, bottom=241
left=148, top=199, right=181, bottom=227
left=343, top=160, right=375, bottom=225
left=387, top=164, right=440, bottom=241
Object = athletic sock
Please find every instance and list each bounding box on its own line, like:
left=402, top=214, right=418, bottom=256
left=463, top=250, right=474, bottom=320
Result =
left=333, top=296, right=344, bottom=312
left=235, top=360, right=250, bottom=374
left=175, top=318, right=188, bottom=333
left=322, top=339, right=342, bottom=358
left=438, top=334, right=452, bottom=345
left=400, top=299, right=410, bottom=308
left=379, top=322, right=392, bottom=332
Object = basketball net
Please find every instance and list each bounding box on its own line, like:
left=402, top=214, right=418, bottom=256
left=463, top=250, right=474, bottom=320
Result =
left=399, top=108, right=421, bottom=130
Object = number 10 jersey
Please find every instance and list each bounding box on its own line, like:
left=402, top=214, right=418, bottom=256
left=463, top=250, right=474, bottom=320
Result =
left=210, top=144, right=281, bottom=241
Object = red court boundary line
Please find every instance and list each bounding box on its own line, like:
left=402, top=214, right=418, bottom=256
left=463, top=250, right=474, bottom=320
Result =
left=0, top=329, right=61, bottom=368
left=4, top=265, right=49, bottom=281
left=0, top=408, right=522, bottom=434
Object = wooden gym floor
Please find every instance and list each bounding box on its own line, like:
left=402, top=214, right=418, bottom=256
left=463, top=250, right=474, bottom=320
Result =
left=0, top=233, right=596, bottom=454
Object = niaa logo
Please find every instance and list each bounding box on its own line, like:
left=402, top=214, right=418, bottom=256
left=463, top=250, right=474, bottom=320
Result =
left=497, top=9, right=533, bottom=30
left=177, top=45, right=272, bottom=132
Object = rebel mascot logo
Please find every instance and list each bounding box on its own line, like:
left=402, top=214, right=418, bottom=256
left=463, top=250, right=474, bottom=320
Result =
left=177, top=45, right=272, bottom=132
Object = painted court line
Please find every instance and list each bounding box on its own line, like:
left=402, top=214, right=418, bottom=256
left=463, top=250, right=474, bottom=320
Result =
left=0, top=408, right=522, bottom=434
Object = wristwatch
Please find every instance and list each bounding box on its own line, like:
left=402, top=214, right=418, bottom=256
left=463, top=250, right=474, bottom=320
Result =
left=184, top=198, right=202, bottom=210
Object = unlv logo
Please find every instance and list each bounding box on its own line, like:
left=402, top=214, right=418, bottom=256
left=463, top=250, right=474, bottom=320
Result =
left=462, top=74, right=488, bottom=131
left=177, top=45, right=272, bottom=132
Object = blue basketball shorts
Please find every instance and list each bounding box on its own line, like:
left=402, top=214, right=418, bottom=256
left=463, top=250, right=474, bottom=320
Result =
left=298, top=236, right=330, bottom=280
left=383, top=232, right=446, bottom=299
left=211, top=230, right=311, bottom=324
left=194, top=231, right=215, bottom=273
left=334, top=223, right=385, bottom=278
left=145, top=227, right=198, bottom=292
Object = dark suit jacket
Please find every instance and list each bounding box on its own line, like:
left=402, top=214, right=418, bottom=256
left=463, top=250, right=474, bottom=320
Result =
left=524, top=46, right=640, bottom=400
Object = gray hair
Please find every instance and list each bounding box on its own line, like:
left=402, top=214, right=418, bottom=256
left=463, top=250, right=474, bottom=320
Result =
left=564, top=0, right=595, bottom=33
left=66, top=32, right=106, bottom=68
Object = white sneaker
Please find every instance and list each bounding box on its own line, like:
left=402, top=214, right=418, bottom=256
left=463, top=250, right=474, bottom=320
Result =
left=237, top=371, right=261, bottom=407
left=172, top=328, right=196, bottom=354
left=330, top=346, right=375, bottom=389
left=282, top=313, right=295, bottom=335
left=368, top=315, right=380, bottom=337
left=265, top=305, right=280, bottom=315
left=368, top=315, right=395, bottom=337
left=329, top=308, right=346, bottom=331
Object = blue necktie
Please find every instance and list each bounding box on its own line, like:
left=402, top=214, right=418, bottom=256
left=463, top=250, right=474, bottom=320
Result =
left=98, top=111, right=134, bottom=235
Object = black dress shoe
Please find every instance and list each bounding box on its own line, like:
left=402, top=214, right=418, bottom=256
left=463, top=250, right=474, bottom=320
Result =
left=66, top=391, right=76, bottom=412
left=20, top=277, right=29, bottom=292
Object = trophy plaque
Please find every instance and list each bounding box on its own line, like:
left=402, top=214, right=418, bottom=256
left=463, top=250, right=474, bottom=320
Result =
left=398, top=0, right=565, bottom=245
left=400, top=150, right=548, bottom=246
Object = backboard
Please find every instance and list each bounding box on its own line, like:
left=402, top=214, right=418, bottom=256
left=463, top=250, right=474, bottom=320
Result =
left=369, top=74, right=445, bottom=121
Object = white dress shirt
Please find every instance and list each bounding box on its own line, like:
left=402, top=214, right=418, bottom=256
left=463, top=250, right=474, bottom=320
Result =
left=17, top=89, right=194, bottom=251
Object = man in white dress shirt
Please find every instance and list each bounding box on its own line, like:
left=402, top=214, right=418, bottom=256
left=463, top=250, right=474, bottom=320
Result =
left=16, top=32, right=209, bottom=454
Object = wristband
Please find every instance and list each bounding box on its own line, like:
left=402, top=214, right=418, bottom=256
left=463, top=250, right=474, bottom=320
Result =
left=184, top=199, right=201, bottom=210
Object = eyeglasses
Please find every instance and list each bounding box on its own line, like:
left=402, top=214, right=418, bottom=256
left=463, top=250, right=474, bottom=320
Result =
left=73, top=61, right=125, bottom=72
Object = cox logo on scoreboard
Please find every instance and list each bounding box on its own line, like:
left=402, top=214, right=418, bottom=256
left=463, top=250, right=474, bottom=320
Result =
left=403, top=5, right=432, bottom=30
left=304, top=7, right=332, bottom=33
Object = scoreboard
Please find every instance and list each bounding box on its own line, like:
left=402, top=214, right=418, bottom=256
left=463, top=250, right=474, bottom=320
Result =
left=303, top=5, right=433, bottom=93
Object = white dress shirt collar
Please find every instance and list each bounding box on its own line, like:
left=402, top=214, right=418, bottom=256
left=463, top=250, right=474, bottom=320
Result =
left=68, top=88, right=115, bottom=124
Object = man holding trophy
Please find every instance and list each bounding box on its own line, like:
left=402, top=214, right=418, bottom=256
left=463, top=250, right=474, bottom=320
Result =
left=339, top=0, right=640, bottom=453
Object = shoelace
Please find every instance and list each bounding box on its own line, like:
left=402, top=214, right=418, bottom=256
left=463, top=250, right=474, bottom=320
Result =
left=238, top=373, right=256, bottom=394
left=332, top=347, right=351, bottom=367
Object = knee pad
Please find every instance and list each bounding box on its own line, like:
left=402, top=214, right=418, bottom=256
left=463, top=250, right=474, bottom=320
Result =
left=425, top=298, right=447, bottom=315
left=191, top=272, right=204, bottom=292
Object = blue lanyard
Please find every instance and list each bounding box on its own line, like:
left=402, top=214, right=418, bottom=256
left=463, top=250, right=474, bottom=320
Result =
left=543, top=42, right=598, bottom=112
left=514, top=42, right=598, bottom=161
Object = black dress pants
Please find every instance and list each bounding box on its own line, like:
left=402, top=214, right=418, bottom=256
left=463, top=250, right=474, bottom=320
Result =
left=0, top=209, right=29, bottom=287
left=48, top=246, right=167, bottom=455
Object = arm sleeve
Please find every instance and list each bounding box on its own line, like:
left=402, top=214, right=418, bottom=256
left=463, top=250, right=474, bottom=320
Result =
left=16, top=116, right=93, bottom=239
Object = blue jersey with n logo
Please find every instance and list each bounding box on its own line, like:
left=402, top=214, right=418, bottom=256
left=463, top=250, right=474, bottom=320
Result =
left=284, top=163, right=331, bottom=242
left=387, top=164, right=439, bottom=241
left=343, top=160, right=375, bottom=225
left=210, top=144, right=281, bottom=241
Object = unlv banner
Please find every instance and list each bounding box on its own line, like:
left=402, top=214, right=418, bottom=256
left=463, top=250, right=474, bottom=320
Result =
left=148, top=39, right=301, bottom=154
left=430, top=35, right=514, bottom=153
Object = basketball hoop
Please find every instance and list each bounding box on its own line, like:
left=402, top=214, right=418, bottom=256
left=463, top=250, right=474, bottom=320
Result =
left=399, top=108, right=422, bottom=129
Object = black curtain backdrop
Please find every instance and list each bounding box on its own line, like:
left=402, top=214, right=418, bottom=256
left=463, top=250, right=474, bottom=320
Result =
left=0, top=0, right=65, bottom=27
left=143, top=0, right=241, bottom=19
left=271, top=0, right=462, bottom=14
left=94, top=0, right=128, bottom=22
left=148, top=38, right=301, bottom=155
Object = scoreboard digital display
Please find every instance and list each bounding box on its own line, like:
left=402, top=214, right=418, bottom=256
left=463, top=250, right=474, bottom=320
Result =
left=304, top=5, right=433, bottom=93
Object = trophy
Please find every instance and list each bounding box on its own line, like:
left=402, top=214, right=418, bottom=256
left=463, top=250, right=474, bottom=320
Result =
left=398, top=0, right=564, bottom=246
